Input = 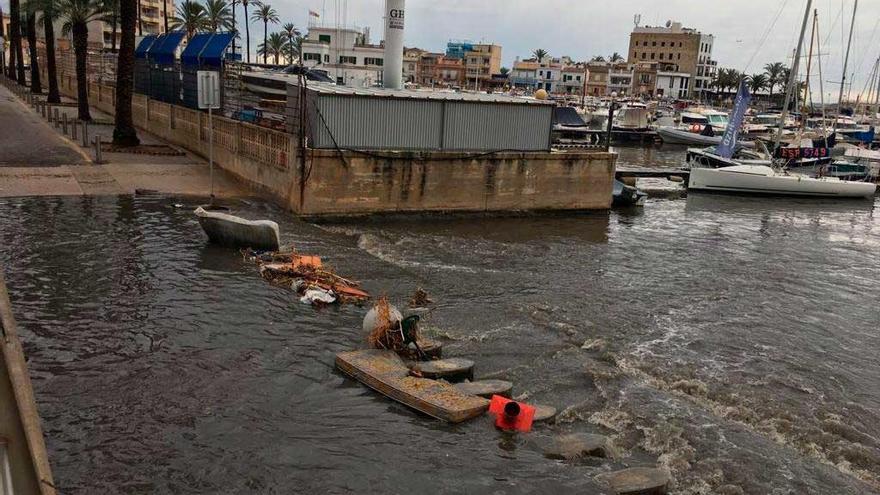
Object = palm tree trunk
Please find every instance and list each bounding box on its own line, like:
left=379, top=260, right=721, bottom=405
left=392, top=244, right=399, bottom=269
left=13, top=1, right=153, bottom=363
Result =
left=113, top=0, right=139, bottom=146
left=230, top=0, right=236, bottom=56
left=111, top=8, right=118, bottom=53
left=243, top=4, right=250, bottom=63
left=72, top=22, right=91, bottom=121
left=26, top=9, right=41, bottom=93
left=43, top=14, right=60, bottom=103
left=263, top=21, right=267, bottom=64
left=10, top=0, right=26, bottom=84
left=274, top=52, right=278, bottom=65
left=137, top=0, right=143, bottom=35
left=162, top=0, right=168, bottom=33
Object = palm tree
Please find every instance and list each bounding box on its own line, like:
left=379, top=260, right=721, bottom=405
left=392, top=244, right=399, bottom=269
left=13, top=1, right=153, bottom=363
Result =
left=136, top=0, right=141, bottom=34
left=499, top=67, right=509, bottom=75
left=590, top=55, right=605, bottom=62
left=257, top=31, right=284, bottom=64
left=9, top=0, right=26, bottom=83
left=229, top=0, right=237, bottom=55
left=102, top=0, right=119, bottom=52
left=113, top=0, right=139, bottom=146
left=203, top=0, right=233, bottom=32
left=57, top=0, right=107, bottom=120
left=35, top=0, right=61, bottom=102
left=609, top=52, right=623, bottom=62
left=763, top=62, right=785, bottom=99
left=532, top=48, right=547, bottom=62
left=162, top=0, right=168, bottom=32
left=170, top=0, right=206, bottom=39
left=747, top=73, right=768, bottom=94
left=240, top=0, right=251, bottom=62
left=280, top=22, right=299, bottom=65
left=251, top=2, right=278, bottom=64
left=24, top=0, right=42, bottom=93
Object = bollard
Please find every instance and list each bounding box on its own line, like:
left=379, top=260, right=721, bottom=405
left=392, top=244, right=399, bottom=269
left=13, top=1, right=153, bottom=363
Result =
left=52, top=108, right=59, bottom=126
left=82, top=121, right=89, bottom=147
left=62, top=114, right=68, bottom=135
left=94, top=135, right=104, bottom=164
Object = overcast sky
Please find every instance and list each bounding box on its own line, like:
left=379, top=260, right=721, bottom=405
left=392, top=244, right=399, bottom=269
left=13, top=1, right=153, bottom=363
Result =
left=3, top=0, right=879, bottom=100
left=289, top=0, right=880, bottom=100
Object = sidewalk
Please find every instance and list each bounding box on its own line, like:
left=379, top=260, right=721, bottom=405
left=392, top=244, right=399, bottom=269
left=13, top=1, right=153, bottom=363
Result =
left=0, top=81, right=248, bottom=199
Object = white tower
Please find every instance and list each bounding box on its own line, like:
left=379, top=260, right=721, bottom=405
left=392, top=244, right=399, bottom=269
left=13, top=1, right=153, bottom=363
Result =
left=383, top=0, right=405, bottom=89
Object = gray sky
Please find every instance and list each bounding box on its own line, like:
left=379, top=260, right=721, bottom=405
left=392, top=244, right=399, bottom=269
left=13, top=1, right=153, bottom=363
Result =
left=3, top=0, right=879, bottom=100
left=290, top=0, right=880, bottom=101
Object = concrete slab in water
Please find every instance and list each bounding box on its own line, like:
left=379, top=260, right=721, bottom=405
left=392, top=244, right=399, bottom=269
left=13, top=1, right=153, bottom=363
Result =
left=532, top=404, right=557, bottom=422
left=454, top=379, right=513, bottom=398
left=543, top=433, right=610, bottom=460
left=595, top=467, right=670, bottom=495
left=408, top=358, right=474, bottom=382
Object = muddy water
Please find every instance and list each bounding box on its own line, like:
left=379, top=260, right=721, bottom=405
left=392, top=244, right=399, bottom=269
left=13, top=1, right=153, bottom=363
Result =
left=1, top=186, right=879, bottom=494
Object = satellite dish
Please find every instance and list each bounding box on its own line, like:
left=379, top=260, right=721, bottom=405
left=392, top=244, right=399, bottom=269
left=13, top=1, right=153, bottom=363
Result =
left=666, top=20, right=672, bottom=27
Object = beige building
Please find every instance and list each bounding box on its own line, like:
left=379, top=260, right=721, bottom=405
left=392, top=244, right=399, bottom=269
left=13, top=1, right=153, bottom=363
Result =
left=627, top=21, right=715, bottom=99
left=403, top=47, right=424, bottom=83
left=447, top=42, right=501, bottom=90
left=87, top=0, right=173, bottom=49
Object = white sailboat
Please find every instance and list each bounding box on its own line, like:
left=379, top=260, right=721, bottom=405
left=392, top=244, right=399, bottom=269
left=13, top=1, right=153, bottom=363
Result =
left=688, top=0, right=876, bottom=199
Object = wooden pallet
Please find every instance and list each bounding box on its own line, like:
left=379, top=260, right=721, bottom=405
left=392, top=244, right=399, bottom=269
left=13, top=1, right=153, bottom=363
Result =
left=336, top=349, right=489, bottom=423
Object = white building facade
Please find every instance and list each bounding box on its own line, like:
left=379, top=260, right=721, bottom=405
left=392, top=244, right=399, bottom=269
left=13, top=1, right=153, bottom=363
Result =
left=300, top=26, right=385, bottom=87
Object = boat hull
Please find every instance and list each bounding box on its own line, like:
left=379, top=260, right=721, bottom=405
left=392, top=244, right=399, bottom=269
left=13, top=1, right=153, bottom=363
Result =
left=658, top=127, right=754, bottom=148
left=688, top=165, right=877, bottom=198
left=195, top=207, right=281, bottom=250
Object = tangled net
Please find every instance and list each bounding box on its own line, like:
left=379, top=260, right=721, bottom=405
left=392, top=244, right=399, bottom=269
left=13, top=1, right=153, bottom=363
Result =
left=367, top=297, right=415, bottom=353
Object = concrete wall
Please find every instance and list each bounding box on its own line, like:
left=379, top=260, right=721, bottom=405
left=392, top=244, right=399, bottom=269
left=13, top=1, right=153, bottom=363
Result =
left=296, top=149, right=614, bottom=217
left=51, top=73, right=615, bottom=217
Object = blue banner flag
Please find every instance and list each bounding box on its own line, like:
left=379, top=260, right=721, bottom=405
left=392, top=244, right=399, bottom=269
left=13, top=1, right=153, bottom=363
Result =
left=717, top=79, right=751, bottom=159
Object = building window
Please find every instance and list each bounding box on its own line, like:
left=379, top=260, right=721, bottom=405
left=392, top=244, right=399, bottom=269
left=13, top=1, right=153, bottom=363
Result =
left=677, top=53, right=681, bottom=60
left=364, top=57, right=384, bottom=66
left=659, top=53, right=664, bottom=60
left=304, top=52, right=322, bottom=61
left=679, top=42, right=682, bottom=47
left=661, top=41, right=665, bottom=47
left=652, top=41, right=657, bottom=46
left=576, top=75, right=581, bottom=81
left=339, top=55, right=356, bottom=64
left=641, top=52, right=646, bottom=59
left=324, top=54, right=330, bottom=63
left=650, top=53, right=655, bottom=60
left=668, top=77, right=673, bottom=89
left=696, top=80, right=702, bottom=88
left=319, top=34, right=331, bottom=43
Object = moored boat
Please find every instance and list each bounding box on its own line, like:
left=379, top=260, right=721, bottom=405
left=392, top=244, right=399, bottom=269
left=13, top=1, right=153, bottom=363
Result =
left=688, top=164, right=876, bottom=197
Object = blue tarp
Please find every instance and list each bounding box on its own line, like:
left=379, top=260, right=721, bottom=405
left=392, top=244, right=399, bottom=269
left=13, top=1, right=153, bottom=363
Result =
left=148, top=32, right=185, bottom=65
left=135, top=35, right=158, bottom=59
left=180, top=33, right=212, bottom=66
left=180, top=32, right=234, bottom=67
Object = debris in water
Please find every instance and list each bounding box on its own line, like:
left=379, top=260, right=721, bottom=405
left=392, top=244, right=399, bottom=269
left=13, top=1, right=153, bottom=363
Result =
left=244, top=248, right=370, bottom=306
left=489, top=395, right=535, bottom=432
left=542, top=433, right=611, bottom=460
left=408, top=287, right=433, bottom=308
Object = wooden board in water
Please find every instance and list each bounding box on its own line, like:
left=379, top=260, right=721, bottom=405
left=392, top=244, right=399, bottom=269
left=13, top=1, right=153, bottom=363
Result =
left=335, top=349, right=489, bottom=423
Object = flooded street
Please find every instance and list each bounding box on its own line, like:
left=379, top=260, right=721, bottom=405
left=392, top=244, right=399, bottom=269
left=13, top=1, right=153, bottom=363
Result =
left=1, top=166, right=879, bottom=493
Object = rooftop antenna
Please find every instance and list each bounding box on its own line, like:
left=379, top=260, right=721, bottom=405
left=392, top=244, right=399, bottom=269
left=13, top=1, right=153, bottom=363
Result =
left=633, top=14, right=641, bottom=27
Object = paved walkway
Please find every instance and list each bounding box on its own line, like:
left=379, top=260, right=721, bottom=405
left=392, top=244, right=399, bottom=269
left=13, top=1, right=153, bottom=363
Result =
left=0, top=83, right=249, bottom=199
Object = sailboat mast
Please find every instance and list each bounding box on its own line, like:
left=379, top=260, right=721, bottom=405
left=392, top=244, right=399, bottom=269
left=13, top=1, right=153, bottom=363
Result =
left=774, top=0, right=813, bottom=151
left=814, top=10, right=830, bottom=149
left=834, top=0, right=858, bottom=132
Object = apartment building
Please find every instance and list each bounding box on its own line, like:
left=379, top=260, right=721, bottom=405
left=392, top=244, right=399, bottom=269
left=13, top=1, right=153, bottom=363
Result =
left=86, top=0, right=173, bottom=49
left=446, top=41, right=501, bottom=90
left=300, top=26, right=385, bottom=87
left=403, top=47, right=424, bottom=83
left=627, top=20, right=715, bottom=99
left=415, top=52, right=463, bottom=88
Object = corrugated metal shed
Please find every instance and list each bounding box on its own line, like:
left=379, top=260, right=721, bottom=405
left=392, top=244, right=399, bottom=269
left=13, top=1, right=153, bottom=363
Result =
left=286, top=80, right=553, bottom=151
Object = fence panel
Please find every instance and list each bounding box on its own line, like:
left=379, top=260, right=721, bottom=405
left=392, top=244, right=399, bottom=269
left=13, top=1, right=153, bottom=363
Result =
left=240, top=123, right=290, bottom=170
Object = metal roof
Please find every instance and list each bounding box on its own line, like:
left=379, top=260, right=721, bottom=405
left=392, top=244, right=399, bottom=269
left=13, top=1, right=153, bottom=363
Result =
left=180, top=32, right=233, bottom=67
left=148, top=32, right=185, bottom=65
left=135, top=35, right=158, bottom=58
left=291, top=79, right=553, bottom=106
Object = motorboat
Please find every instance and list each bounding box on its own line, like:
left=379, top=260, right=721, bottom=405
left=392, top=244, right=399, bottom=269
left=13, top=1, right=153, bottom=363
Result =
left=658, top=125, right=755, bottom=148
left=240, top=67, right=334, bottom=97
left=612, top=179, right=647, bottom=207
left=613, top=102, right=652, bottom=131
